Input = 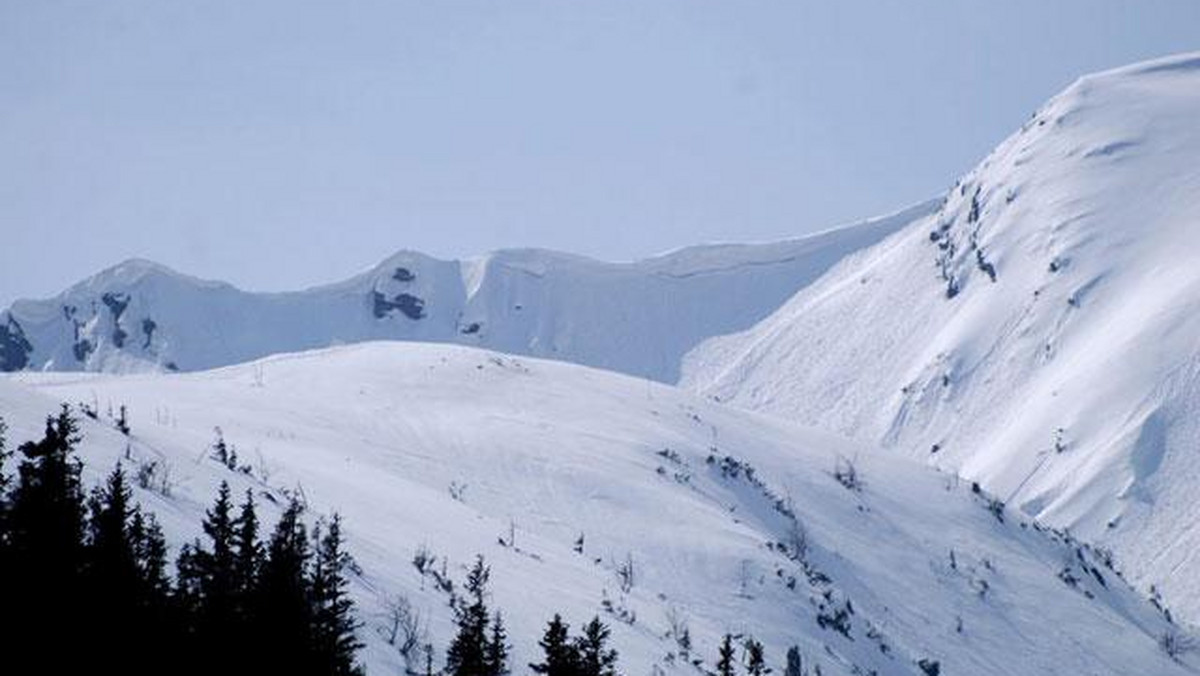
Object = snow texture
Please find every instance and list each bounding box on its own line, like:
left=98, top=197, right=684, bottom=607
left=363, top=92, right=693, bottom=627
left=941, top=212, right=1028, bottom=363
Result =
left=3, top=341, right=1192, bottom=676
left=683, top=51, right=1200, bottom=622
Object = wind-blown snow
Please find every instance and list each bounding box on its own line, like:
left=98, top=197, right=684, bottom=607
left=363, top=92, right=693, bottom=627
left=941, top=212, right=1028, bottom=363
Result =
left=3, top=342, right=1190, bottom=675
left=683, top=51, right=1200, bottom=620
left=0, top=204, right=930, bottom=383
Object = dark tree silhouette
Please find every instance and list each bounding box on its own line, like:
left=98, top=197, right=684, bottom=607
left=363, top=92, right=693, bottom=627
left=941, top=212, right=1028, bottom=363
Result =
left=575, top=616, right=619, bottom=676
left=717, top=634, right=737, bottom=676
left=311, top=513, right=365, bottom=676
left=485, top=611, right=511, bottom=676
left=4, top=406, right=88, bottom=671
left=258, top=495, right=314, bottom=674
left=531, top=614, right=579, bottom=676
left=447, top=555, right=493, bottom=676
left=744, top=638, right=769, bottom=676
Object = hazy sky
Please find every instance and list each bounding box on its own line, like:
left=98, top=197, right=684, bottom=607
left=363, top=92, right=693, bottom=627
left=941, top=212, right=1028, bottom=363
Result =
left=2, top=1, right=1198, bottom=305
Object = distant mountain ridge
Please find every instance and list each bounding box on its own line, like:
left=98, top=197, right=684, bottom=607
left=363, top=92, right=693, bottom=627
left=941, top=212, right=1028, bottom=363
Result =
left=0, top=202, right=931, bottom=381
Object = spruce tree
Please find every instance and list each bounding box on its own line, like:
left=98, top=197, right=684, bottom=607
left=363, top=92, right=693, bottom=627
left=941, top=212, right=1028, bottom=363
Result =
left=130, top=507, right=171, bottom=605
left=531, top=614, right=579, bottom=676
left=717, top=634, right=737, bottom=676
left=311, top=513, right=364, bottom=676
left=88, top=465, right=137, bottom=582
left=86, top=464, right=141, bottom=637
left=446, top=555, right=493, bottom=676
left=233, top=490, right=262, bottom=596
left=90, top=468, right=175, bottom=675
left=6, top=406, right=88, bottom=671
left=259, top=495, right=314, bottom=674
left=784, top=646, right=804, bottom=676
left=194, top=481, right=238, bottom=653
left=202, top=481, right=237, bottom=601
left=575, top=616, right=618, bottom=676
left=485, top=611, right=511, bottom=676
left=231, top=489, right=263, bottom=627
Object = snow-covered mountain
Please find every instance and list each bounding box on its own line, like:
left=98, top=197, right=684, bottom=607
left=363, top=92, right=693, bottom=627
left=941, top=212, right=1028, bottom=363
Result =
left=683, top=52, right=1200, bottom=619
left=3, top=342, right=1190, bottom=675
left=0, top=203, right=930, bottom=382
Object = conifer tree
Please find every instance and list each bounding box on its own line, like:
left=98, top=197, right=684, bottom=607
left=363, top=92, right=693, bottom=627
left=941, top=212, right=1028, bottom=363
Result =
left=531, top=614, right=579, bottom=676
left=717, top=634, right=737, bottom=676
left=447, top=555, right=493, bottom=676
left=575, top=616, right=619, bottom=676
left=130, top=507, right=171, bottom=605
left=784, top=646, right=804, bottom=676
left=202, top=481, right=237, bottom=599
left=232, top=489, right=263, bottom=617
left=86, top=464, right=141, bottom=631
left=259, top=495, right=314, bottom=673
left=216, top=488, right=262, bottom=666
left=311, top=513, right=364, bottom=676
left=485, top=611, right=511, bottom=676
left=91, top=469, right=175, bottom=675
left=193, top=480, right=238, bottom=652
left=6, top=406, right=88, bottom=671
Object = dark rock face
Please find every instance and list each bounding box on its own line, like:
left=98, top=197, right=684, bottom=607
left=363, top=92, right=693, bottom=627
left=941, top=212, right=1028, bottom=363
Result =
left=392, top=267, right=416, bottom=282
left=63, top=304, right=89, bottom=360
left=141, top=317, right=157, bottom=349
left=102, top=292, right=131, bottom=348
left=460, top=321, right=482, bottom=335
left=0, top=315, right=33, bottom=371
left=73, top=338, right=94, bottom=362
left=101, top=291, right=130, bottom=320
left=372, top=291, right=426, bottom=320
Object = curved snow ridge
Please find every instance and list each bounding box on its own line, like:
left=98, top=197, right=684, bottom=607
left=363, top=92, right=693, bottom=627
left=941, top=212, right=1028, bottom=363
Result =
left=682, top=51, right=1200, bottom=618
left=0, top=210, right=925, bottom=382
left=4, top=341, right=1192, bottom=676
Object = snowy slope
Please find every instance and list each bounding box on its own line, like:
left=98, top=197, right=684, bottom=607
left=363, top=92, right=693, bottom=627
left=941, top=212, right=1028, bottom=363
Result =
left=4, top=342, right=1191, bottom=675
left=683, top=52, right=1200, bottom=619
left=0, top=204, right=930, bottom=383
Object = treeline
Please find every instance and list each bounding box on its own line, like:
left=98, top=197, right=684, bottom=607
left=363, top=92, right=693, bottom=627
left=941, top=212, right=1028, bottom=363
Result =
left=0, top=407, right=361, bottom=676
left=435, top=555, right=621, bottom=676
left=0, top=408, right=818, bottom=676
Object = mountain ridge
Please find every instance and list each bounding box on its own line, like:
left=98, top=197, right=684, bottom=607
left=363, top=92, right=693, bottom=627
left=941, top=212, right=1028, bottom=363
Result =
left=0, top=200, right=934, bottom=381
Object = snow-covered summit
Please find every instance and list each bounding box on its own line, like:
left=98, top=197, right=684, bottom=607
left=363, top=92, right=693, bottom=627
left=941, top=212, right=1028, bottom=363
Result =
left=0, top=203, right=929, bottom=381
left=682, top=51, right=1200, bottom=617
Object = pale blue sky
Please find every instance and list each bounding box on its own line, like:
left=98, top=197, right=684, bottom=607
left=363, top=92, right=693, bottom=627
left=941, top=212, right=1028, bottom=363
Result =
left=2, top=1, right=1198, bottom=305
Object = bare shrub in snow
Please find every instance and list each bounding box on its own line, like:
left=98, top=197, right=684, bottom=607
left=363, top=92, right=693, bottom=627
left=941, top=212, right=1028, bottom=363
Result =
left=135, top=457, right=174, bottom=497
left=615, top=552, right=636, bottom=593
left=383, top=594, right=428, bottom=663
left=413, top=544, right=435, bottom=575
left=833, top=456, right=862, bottom=492
left=785, top=518, right=809, bottom=562
left=664, top=606, right=692, bottom=656
left=1159, top=628, right=1197, bottom=661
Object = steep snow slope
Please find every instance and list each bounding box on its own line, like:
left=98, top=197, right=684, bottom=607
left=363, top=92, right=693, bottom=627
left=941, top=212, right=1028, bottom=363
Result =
left=4, top=342, right=1191, bottom=675
left=683, top=52, right=1200, bottom=618
left=0, top=203, right=931, bottom=382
